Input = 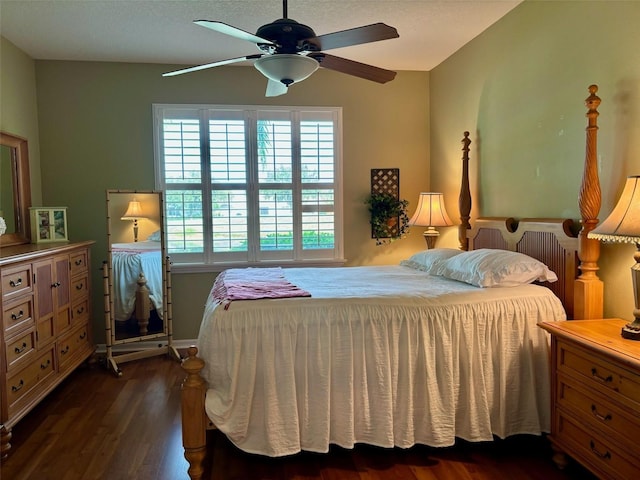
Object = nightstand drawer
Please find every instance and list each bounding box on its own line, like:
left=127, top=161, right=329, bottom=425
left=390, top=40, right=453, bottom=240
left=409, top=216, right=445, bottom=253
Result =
left=555, top=412, right=637, bottom=480
left=558, top=340, right=640, bottom=410
left=558, top=375, right=640, bottom=447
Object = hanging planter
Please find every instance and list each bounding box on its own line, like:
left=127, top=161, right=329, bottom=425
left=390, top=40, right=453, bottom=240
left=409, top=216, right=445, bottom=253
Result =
left=365, top=192, right=410, bottom=245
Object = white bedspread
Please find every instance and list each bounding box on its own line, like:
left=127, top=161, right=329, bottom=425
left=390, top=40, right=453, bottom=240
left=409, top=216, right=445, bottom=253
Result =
left=197, top=265, right=566, bottom=456
left=111, top=242, right=163, bottom=321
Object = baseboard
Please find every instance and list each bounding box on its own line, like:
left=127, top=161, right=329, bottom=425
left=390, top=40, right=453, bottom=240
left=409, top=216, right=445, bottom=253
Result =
left=95, top=338, right=197, bottom=354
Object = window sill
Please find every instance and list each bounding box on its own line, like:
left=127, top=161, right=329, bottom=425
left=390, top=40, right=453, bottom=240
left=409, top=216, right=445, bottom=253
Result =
left=171, top=259, right=348, bottom=274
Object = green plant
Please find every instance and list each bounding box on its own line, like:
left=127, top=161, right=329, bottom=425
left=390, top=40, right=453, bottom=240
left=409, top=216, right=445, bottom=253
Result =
left=365, top=192, right=410, bottom=245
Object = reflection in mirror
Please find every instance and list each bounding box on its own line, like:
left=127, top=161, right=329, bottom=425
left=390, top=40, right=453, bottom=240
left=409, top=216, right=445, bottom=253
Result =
left=1, top=145, right=16, bottom=232
left=104, top=189, right=180, bottom=376
left=0, top=132, right=31, bottom=246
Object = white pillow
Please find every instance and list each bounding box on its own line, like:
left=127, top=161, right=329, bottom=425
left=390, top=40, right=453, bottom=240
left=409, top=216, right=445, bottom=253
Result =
left=400, top=248, right=463, bottom=274
left=435, top=248, right=558, bottom=287
left=147, top=230, right=161, bottom=241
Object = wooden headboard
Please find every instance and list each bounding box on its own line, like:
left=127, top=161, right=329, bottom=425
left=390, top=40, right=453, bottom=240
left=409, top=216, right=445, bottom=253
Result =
left=468, top=217, right=579, bottom=319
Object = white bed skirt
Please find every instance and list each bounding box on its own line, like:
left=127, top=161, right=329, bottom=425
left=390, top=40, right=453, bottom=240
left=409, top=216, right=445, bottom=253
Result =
left=197, top=267, right=565, bottom=456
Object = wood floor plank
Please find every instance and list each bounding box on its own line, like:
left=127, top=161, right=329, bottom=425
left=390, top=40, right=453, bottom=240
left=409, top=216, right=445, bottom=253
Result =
left=0, top=355, right=598, bottom=480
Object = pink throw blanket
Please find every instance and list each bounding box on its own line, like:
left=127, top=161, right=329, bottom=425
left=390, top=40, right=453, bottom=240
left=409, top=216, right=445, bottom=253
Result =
left=211, top=267, right=311, bottom=309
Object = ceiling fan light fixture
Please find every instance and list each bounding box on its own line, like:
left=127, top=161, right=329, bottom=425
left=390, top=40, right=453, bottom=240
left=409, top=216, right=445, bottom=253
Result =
left=254, top=54, right=319, bottom=86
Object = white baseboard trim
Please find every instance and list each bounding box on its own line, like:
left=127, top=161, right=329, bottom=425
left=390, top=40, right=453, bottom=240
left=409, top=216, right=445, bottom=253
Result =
left=95, top=339, right=197, bottom=355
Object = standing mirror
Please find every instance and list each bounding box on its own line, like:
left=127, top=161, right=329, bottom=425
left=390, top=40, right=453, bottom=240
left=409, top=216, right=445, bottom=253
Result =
left=0, top=132, right=31, bottom=247
left=104, top=189, right=180, bottom=376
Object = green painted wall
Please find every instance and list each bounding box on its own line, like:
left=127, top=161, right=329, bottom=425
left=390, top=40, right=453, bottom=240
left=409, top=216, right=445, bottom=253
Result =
left=31, top=62, right=429, bottom=341
left=430, top=0, right=640, bottom=320
left=0, top=37, right=42, bottom=206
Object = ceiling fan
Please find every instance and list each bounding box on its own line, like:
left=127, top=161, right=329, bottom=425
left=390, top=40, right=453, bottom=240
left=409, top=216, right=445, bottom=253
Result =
left=163, top=0, right=399, bottom=97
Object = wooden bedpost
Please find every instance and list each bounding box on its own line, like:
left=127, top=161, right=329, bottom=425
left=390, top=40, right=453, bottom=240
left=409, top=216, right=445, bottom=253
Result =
left=459, top=131, right=472, bottom=251
left=574, top=85, right=604, bottom=319
left=182, top=346, right=208, bottom=480
left=134, top=273, right=151, bottom=335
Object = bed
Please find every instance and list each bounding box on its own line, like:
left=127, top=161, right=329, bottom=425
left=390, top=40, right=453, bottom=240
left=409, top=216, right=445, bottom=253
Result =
left=111, top=239, right=164, bottom=335
left=180, top=85, right=605, bottom=480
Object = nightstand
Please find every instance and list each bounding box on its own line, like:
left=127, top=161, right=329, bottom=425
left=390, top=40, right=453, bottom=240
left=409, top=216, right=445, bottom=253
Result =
left=538, top=319, right=640, bottom=480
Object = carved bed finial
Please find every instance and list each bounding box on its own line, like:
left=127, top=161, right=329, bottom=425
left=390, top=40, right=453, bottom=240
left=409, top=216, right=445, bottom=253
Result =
left=574, top=84, right=604, bottom=319
left=459, top=131, right=472, bottom=250
left=182, top=346, right=208, bottom=480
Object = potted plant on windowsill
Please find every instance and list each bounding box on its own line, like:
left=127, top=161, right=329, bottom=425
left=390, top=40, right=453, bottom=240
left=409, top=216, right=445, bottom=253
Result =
left=366, top=192, right=410, bottom=245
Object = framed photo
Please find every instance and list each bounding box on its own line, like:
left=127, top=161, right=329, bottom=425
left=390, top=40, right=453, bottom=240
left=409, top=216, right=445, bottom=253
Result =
left=30, top=207, right=69, bottom=243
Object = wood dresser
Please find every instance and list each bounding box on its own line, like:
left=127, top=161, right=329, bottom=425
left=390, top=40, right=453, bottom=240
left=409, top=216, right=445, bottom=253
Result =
left=539, top=319, right=640, bottom=479
left=0, top=240, right=95, bottom=457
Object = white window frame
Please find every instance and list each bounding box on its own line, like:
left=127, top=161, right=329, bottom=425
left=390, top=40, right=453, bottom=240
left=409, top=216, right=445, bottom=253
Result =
left=153, top=104, right=344, bottom=272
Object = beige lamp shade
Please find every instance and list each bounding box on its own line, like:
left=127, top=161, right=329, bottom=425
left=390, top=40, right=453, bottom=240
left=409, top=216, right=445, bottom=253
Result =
left=589, top=175, right=640, bottom=340
left=589, top=175, right=640, bottom=243
left=121, top=200, right=144, bottom=220
left=409, top=193, right=453, bottom=249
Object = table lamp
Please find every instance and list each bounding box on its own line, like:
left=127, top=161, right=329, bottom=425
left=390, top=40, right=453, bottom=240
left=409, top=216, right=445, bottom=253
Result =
left=121, top=199, right=145, bottom=242
left=589, top=175, right=640, bottom=340
left=408, top=192, right=453, bottom=249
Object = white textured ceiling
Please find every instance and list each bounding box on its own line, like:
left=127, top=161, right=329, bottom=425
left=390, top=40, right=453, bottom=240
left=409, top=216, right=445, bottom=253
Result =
left=0, top=0, right=522, bottom=72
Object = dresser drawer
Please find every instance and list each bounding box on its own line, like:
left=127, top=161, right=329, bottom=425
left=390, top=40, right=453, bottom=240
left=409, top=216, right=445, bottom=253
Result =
left=555, top=412, right=637, bottom=480
left=6, top=348, right=56, bottom=411
left=71, top=299, right=89, bottom=325
left=557, top=374, right=640, bottom=447
left=5, top=328, right=36, bottom=372
left=70, top=274, right=89, bottom=304
left=69, top=250, right=88, bottom=276
left=2, top=296, right=34, bottom=337
left=58, top=323, right=91, bottom=370
left=557, top=340, right=640, bottom=410
left=1, top=264, right=33, bottom=302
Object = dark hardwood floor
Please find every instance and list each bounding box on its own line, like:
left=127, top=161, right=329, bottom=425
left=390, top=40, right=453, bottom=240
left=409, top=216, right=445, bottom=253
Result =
left=1, top=355, right=597, bottom=480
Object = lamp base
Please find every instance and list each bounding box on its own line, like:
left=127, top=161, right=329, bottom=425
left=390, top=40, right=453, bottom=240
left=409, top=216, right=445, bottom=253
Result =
left=621, top=319, right=640, bottom=340
left=423, top=227, right=440, bottom=250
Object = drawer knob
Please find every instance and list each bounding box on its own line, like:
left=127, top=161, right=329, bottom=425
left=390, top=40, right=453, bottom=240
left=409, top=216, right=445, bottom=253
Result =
left=41, top=359, right=51, bottom=369
left=11, top=310, right=24, bottom=321
left=75, top=283, right=84, bottom=290
left=11, top=380, right=24, bottom=392
left=9, top=278, right=22, bottom=288
left=51, top=281, right=61, bottom=288
left=60, top=345, right=70, bottom=355
left=591, top=404, right=612, bottom=422
left=14, top=342, right=28, bottom=354
left=591, top=368, right=613, bottom=384
left=589, top=440, right=611, bottom=460
left=79, top=331, right=87, bottom=340
left=75, top=259, right=83, bottom=266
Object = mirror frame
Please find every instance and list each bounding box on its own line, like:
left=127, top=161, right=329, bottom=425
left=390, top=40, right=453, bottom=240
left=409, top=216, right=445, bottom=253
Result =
left=0, top=131, right=31, bottom=247
left=105, top=189, right=167, bottom=345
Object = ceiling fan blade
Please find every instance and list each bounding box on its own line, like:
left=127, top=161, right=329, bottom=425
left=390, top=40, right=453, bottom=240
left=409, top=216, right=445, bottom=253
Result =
left=194, top=20, right=275, bottom=46
left=305, top=23, right=398, bottom=52
left=266, top=79, right=288, bottom=97
left=163, top=54, right=263, bottom=77
left=309, top=53, right=396, bottom=84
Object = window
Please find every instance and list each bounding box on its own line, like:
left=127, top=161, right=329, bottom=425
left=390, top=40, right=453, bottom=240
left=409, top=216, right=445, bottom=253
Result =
left=153, top=105, right=343, bottom=269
